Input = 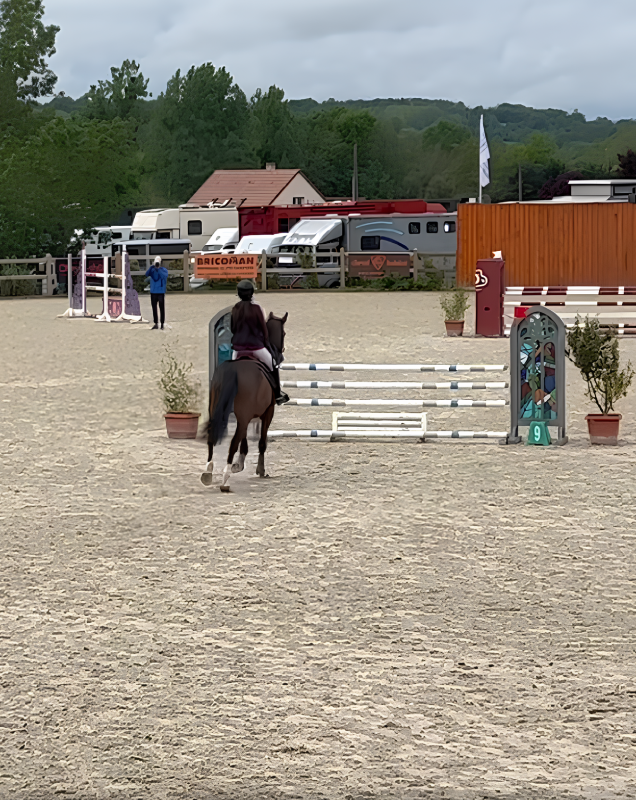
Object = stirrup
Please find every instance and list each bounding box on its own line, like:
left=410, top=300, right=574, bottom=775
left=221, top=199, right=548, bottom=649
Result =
left=276, top=392, right=290, bottom=405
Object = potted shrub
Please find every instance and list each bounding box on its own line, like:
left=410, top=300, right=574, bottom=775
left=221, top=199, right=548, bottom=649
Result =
left=567, top=316, right=634, bottom=445
left=159, top=343, right=201, bottom=439
left=440, top=286, right=470, bottom=336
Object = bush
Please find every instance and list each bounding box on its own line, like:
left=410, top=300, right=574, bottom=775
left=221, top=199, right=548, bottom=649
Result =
left=567, top=316, right=634, bottom=415
left=346, top=272, right=444, bottom=291
left=0, top=264, right=37, bottom=296
left=439, top=287, right=470, bottom=321
left=158, top=342, right=201, bottom=413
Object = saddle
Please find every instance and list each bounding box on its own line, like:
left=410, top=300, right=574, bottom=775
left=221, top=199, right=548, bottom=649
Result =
left=234, top=352, right=277, bottom=395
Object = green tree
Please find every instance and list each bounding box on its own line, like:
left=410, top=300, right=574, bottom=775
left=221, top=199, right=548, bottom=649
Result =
left=84, top=59, right=149, bottom=120
left=144, top=63, right=254, bottom=202
left=422, top=120, right=471, bottom=151
left=0, top=0, right=59, bottom=102
left=249, top=85, right=303, bottom=167
left=0, top=116, right=141, bottom=257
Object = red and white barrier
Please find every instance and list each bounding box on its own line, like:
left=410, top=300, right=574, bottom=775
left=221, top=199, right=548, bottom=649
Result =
left=503, top=286, right=636, bottom=335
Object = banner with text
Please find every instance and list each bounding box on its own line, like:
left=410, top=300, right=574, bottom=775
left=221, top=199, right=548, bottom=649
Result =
left=194, top=254, right=259, bottom=280
left=347, top=253, right=411, bottom=280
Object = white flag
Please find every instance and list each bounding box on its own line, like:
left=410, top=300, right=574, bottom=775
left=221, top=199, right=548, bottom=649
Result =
left=479, top=114, right=490, bottom=188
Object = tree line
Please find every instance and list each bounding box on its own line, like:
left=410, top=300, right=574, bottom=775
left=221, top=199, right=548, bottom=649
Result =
left=2, top=0, right=636, bottom=258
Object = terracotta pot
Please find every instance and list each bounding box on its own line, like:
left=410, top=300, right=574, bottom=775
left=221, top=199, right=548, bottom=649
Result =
left=164, top=412, right=201, bottom=439
left=585, top=413, right=621, bottom=445
left=445, top=320, right=465, bottom=337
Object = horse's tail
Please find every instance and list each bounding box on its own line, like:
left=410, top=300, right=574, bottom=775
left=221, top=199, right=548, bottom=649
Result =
left=207, top=362, right=238, bottom=445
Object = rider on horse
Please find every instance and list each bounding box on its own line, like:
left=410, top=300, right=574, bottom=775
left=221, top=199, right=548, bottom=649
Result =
left=231, top=280, right=289, bottom=405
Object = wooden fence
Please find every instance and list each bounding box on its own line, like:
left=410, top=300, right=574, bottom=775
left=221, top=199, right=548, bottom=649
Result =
left=458, top=202, right=636, bottom=287
left=0, top=255, right=57, bottom=297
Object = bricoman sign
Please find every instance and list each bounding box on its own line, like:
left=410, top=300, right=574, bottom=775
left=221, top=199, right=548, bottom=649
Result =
left=348, top=253, right=411, bottom=279
left=194, top=254, right=259, bottom=280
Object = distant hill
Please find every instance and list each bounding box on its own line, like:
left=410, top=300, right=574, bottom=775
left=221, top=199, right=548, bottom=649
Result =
left=288, top=97, right=622, bottom=147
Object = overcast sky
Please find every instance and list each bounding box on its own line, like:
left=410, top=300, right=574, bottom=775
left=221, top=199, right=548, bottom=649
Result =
left=44, top=0, right=636, bottom=121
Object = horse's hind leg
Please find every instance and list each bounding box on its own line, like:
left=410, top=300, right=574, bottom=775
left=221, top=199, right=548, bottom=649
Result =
left=221, top=421, right=248, bottom=492
left=200, top=436, right=215, bottom=487
left=232, top=436, right=248, bottom=473
left=257, top=405, right=275, bottom=478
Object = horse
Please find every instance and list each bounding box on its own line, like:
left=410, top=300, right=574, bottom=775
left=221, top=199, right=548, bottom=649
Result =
left=200, top=312, right=288, bottom=492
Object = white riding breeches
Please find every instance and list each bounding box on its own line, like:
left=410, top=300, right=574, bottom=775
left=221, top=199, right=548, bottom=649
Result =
left=232, top=348, right=273, bottom=370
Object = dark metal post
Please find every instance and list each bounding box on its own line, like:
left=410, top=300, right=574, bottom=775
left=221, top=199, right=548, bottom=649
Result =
left=352, top=143, right=358, bottom=201
left=518, top=164, right=522, bottom=202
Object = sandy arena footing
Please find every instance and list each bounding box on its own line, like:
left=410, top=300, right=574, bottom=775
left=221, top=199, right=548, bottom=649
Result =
left=2, top=292, right=636, bottom=799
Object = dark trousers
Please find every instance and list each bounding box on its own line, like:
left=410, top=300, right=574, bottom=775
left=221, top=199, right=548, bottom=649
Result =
left=151, top=293, right=165, bottom=325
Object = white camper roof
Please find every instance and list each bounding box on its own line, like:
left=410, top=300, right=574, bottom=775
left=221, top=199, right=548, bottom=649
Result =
left=282, top=218, right=343, bottom=248
left=235, top=234, right=279, bottom=253
left=204, top=227, right=239, bottom=246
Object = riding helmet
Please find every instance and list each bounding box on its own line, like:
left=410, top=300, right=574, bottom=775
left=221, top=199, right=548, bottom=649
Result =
left=237, top=279, right=255, bottom=301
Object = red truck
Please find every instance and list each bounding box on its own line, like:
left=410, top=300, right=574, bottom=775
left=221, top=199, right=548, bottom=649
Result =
left=239, top=200, right=448, bottom=237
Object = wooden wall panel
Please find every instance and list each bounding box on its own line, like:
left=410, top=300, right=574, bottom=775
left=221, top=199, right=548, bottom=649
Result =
left=457, top=203, right=636, bottom=287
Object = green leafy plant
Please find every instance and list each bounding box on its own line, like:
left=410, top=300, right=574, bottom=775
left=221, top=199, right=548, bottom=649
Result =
left=159, top=343, right=201, bottom=413
left=439, top=287, right=470, bottom=321
left=567, top=316, right=634, bottom=415
left=0, top=263, right=37, bottom=296
left=296, top=247, right=315, bottom=270
left=304, top=272, right=319, bottom=289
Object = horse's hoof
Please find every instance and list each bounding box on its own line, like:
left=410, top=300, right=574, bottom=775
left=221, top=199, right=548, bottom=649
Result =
left=220, top=485, right=232, bottom=493
left=231, top=463, right=242, bottom=473
left=205, top=460, right=214, bottom=472
left=200, top=472, right=214, bottom=487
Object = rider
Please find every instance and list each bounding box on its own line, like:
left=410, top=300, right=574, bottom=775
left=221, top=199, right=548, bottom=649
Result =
left=231, top=280, right=289, bottom=405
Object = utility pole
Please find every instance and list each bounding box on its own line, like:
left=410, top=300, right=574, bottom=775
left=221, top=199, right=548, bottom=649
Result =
left=518, top=164, right=523, bottom=202
left=352, top=142, right=358, bottom=201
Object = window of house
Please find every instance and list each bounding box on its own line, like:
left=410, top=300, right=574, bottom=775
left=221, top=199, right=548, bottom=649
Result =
left=409, top=222, right=420, bottom=234
left=188, top=220, right=202, bottom=235
left=426, top=222, right=439, bottom=233
left=293, top=197, right=305, bottom=205
left=444, top=221, right=456, bottom=233
left=361, top=236, right=381, bottom=250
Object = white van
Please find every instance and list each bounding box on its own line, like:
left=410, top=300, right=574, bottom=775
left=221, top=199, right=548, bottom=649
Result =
left=201, top=228, right=239, bottom=253
left=129, top=206, right=239, bottom=251
left=235, top=233, right=287, bottom=254
left=84, top=226, right=132, bottom=257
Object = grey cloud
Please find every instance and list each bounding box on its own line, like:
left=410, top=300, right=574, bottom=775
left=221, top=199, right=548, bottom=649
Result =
left=44, top=0, right=636, bottom=119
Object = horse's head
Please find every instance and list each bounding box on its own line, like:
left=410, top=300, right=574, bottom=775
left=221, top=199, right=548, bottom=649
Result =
left=267, top=311, right=288, bottom=355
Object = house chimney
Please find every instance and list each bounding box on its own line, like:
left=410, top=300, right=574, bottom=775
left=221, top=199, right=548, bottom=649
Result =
left=265, top=162, right=276, bottom=171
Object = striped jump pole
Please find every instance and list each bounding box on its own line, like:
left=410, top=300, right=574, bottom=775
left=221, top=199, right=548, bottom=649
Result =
left=287, top=398, right=508, bottom=407
left=281, top=363, right=508, bottom=372
left=282, top=380, right=508, bottom=390
left=268, top=429, right=507, bottom=440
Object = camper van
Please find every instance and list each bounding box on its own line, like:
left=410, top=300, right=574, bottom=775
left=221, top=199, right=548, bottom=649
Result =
left=129, top=205, right=239, bottom=251
left=201, top=227, right=240, bottom=253
left=84, top=226, right=132, bottom=257
left=275, top=212, right=457, bottom=287
left=235, top=233, right=287, bottom=254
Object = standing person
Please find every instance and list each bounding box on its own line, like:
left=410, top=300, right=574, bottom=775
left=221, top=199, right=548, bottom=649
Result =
left=145, top=256, right=169, bottom=330
left=231, top=280, right=289, bottom=404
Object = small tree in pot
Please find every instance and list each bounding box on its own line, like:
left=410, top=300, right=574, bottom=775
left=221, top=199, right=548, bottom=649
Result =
left=567, top=316, right=634, bottom=445
left=440, top=287, right=470, bottom=337
left=159, top=343, right=201, bottom=439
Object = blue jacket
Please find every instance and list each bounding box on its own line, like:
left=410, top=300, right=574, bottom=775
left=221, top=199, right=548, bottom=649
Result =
left=145, top=265, right=169, bottom=293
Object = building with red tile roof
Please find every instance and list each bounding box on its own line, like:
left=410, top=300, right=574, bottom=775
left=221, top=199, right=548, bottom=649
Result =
left=188, top=165, right=326, bottom=208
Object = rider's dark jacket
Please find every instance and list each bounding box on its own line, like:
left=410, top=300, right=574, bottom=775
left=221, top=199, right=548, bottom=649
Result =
left=231, top=300, right=269, bottom=351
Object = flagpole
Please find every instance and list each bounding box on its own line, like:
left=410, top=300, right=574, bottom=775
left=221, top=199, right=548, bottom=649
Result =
left=479, top=114, right=483, bottom=204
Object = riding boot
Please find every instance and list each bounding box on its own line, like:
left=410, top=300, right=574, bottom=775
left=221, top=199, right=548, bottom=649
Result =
left=273, top=367, right=290, bottom=405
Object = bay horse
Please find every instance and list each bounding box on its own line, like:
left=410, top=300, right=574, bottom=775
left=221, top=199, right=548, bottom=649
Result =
left=200, top=312, right=288, bottom=492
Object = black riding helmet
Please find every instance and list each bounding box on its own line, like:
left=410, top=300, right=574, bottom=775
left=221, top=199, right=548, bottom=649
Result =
left=237, top=279, right=255, bottom=301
